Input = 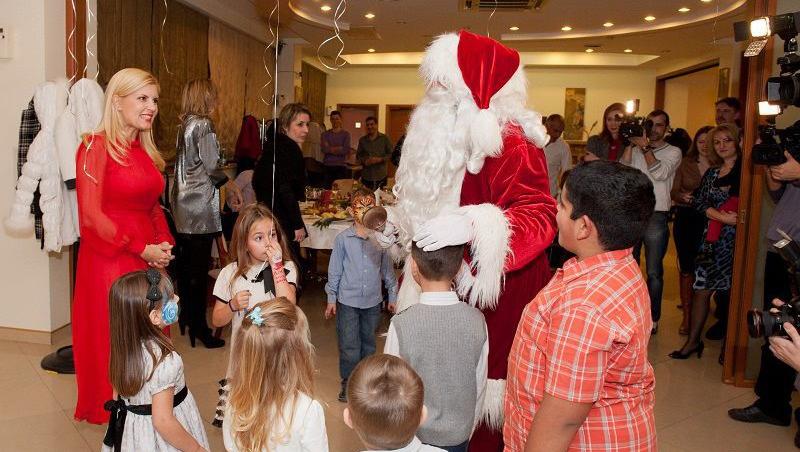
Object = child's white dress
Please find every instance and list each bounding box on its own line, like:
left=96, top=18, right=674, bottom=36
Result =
left=211, top=260, right=299, bottom=426
left=102, top=344, right=208, bottom=451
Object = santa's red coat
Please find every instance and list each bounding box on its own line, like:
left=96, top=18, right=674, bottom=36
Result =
left=461, top=123, right=557, bottom=381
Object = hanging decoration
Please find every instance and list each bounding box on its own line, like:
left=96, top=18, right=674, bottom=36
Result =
left=317, top=0, right=347, bottom=71
left=259, top=1, right=279, bottom=109
left=160, top=0, right=174, bottom=75
left=67, top=0, right=79, bottom=86
left=486, top=0, right=497, bottom=38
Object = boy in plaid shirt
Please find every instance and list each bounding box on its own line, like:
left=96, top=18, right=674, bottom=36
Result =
left=504, top=161, right=657, bottom=451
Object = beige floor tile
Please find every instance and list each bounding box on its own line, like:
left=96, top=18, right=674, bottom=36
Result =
left=69, top=410, right=108, bottom=450
left=0, top=379, right=64, bottom=421
left=0, top=411, right=88, bottom=451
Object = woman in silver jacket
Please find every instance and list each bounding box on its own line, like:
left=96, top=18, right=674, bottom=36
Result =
left=171, top=79, right=242, bottom=348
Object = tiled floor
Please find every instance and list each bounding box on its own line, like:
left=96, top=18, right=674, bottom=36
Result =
left=1, top=245, right=798, bottom=451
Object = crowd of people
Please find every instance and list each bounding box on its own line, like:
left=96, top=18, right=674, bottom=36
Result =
left=63, top=28, right=800, bottom=452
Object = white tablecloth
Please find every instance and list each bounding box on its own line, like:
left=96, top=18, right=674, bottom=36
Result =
left=300, top=215, right=352, bottom=250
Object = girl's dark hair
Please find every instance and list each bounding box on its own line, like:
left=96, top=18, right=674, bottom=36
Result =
left=666, top=128, right=692, bottom=156
left=599, top=102, right=626, bottom=144
left=564, top=161, right=655, bottom=251
left=109, top=270, right=175, bottom=397
left=687, top=126, right=714, bottom=159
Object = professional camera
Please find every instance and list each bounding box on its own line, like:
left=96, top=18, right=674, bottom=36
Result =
left=747, top=232, right=800, bottom=338
left=619, top=115, right=653, bottom=142
left=752, top=121, right=800, bottom=165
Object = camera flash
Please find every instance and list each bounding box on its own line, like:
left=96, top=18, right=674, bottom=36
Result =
left=758, top=101, right=781, bottom=116
left=750, top=17, right=771, bottom=38
left=625, top=100, right=637, bottom=114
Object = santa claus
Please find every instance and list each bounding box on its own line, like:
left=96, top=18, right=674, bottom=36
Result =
left=377, top=30, right=557, bottom=450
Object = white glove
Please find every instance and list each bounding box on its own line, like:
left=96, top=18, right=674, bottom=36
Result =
left=413, top=212, right=473, bottom=252
left=374, top=220, right=398, bottom=249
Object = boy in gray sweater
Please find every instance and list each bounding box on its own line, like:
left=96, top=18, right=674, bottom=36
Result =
left=384, top=243, right=488, bottom=452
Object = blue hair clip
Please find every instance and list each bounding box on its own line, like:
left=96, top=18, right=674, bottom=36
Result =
left=247, top=307, right=264, bottom=326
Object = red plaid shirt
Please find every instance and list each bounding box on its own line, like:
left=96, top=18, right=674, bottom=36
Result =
left=504, top=249, right=656, bottom=451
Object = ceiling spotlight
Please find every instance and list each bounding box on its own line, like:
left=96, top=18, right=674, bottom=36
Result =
left=678, top=7, right=691, bottom=13
left=365, top=13, right=375, bottom=19
left=645, top=15, right=656, bottom=21
left=585, top=48, right=594, bottom=53
left=561, top=25, right=572, bottom=31
left=701, top=0, right=712, bottom=2
left=321, top=5, right=331, bottom=12
left=603, top=22, right=614, bottom=28
left=367, top=48, right=376, bottom=53
left=624, top=48, right=633, bottom=53
left=509, top=26, right=520, bottom=31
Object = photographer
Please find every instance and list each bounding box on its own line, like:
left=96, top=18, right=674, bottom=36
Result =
left=620, top=110, right=683, bottom=333
left=729, top=151, right=800, bottom=439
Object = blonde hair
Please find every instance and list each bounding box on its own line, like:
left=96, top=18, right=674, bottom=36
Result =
left=278, top=103, right=312, bottom=134
left=179, top=78, right=217, bottom=121
left=109, top=270, right=175, bottom=397
left=706, top=123, right=741, bottom=167
left=347, top=354, right=424, bottom=450
left=228, top=203, right=293, bottom=292
left=228, top=299, right=315, bottom=451
left=98, top=68, right=165, bottom=170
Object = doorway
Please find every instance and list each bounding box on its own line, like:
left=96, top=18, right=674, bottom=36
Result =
left=386, top=105, right=415, bottom=177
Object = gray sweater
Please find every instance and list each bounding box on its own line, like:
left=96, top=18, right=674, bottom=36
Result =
left=390, top=299, right=487, bottom=447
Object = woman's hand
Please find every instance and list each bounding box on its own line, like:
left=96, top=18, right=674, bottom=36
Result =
left=719, top=210, right=738, bottom=226
left=231, top=290, right=251, bottom=311
left=141, top=244, right=173, bottom=268
left=294, top=228, right=307, bottom=242
left=679, top=192, right=693, bottom=204
left=769, top=299, right=800, bottom=373
left=582, top=152, right=599, bottom=162
left=225, top=180, right=244, bottom=211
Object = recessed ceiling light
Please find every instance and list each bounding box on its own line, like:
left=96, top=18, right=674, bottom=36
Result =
left=367, top=48, right=376, bottom=53
left=700, top=0, right=712, bottom=2
left=561, top=25, right=572, bottom=31
left=644, top=15, right=656, bottom=21
left=509, top=26, right=519, bottom=31
left=624, top=48, right=633, bottom=53
left=678, top=7, right=691, bottom=12
left=585, top=48, right=594, bottom=53
left=321, top=5, right=331, bottom=12
left=603, top=22, right=614, bottom=28
left=365, top=13, right=375, bottom=19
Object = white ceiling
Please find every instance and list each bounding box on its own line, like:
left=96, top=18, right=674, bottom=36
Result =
left=193, top=0, right=752, bottom=68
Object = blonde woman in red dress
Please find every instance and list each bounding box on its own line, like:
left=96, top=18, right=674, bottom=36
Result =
left=73, top=68, right=175, bottom=423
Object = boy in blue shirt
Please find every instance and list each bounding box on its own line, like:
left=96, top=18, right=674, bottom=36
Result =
left=325, top=190, right=398, bottom=402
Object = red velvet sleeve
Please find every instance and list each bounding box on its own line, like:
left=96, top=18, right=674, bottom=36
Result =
left=485, top=135, right=557, bottom=272
left=149, top=202, right=175, bottom=246
left=75, top=137, right=145, bottom=256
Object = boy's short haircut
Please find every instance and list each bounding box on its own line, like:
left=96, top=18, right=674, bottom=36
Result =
left=330, top=110, right=342, bottom=118
left=716, top=97, right=741, bottom=112
left=347, top=354, right=424, bottom=450
left=411, top=242, right=464, bottom=282
left=564, top=161, right=655, bottom=250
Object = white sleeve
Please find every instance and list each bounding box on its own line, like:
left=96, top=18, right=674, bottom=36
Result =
left=474, top=324, right=489, bottom=431
left=562, top=143, right=573, bottom=172
left=384, top=322, right=400, bottom=356
left=300, top=400, right=329, bottom=452
left=213, top=264, right=236, bottom=302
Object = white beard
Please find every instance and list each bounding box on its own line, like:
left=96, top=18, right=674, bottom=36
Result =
left=391, top=86, right=470, bottom=249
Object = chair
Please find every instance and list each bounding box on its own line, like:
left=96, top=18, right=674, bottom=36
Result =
left=332, top=178, right=356, bottom=193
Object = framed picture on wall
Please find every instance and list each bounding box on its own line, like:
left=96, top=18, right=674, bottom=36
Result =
left=718, top=68, right=730, bottom=98
left=564, top=88, right=586, bottom=141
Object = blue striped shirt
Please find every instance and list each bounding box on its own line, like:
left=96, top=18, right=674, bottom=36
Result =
left=325, top=226, right=398, bottom=308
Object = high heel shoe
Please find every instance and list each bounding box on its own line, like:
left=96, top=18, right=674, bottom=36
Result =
left=668, top=341, right=704, bottom=360
left=188, top=329, right=225, bottom=349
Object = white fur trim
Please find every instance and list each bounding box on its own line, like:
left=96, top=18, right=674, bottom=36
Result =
left=481, top=378, right=506, bottom=431
left=457, top=203, right=510, bottom=310
left=467, top=108, right=503, bottom=174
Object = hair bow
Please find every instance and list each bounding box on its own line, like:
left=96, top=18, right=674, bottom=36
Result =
left=247, top=306, right=265, bottom=326
left=145, top=269, right=162, bottom=306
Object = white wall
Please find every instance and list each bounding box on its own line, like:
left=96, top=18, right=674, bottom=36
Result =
left=324, top=65, right=657, bottom=137
left=0, top=0, right=71, bottom=334
left=664, top=66, right=718, bottom=135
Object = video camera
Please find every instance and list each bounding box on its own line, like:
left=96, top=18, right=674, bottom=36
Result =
left=747, top=231, right=800, bottom=338
left=735, top=12, right=800, bottom=165
left=617, top=99, right=653, bottom=145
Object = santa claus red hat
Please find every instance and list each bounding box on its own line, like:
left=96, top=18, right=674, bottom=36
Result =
left=419, top=30, right=547, bottom=173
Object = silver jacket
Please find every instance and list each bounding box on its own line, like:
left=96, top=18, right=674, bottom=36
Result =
left=170, top=115, right=228, bottom=234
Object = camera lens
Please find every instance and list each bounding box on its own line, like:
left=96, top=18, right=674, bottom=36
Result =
left=766, top=74, right=800, bottom=107
left=747, top=309, right=764, bottom=338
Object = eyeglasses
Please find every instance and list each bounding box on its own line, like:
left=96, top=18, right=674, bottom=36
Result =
left=714, top=138, right=735, bottom=145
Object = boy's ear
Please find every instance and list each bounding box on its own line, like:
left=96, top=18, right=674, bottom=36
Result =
left=577, top=214, right=595, bottom=241
left=343, top=407, right=354, bottom=430
left=419, top=405, right=428, bottom=427
left=410, top=258, right=421, bottom=282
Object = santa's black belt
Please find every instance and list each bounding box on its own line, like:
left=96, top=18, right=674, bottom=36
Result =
left=102, top=385, right=189, bottom=450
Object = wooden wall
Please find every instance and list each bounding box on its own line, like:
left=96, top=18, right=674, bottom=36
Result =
left=301, top=62, right=327, bottom=124
left=97, top=0, right=272, bottom=161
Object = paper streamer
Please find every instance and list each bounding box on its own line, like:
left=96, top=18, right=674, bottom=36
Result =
left=67, top=0, right=79, bottom=86
left=160, top=0, right=173, bottom=75
left=317, top=0, right=347, bottom=71
left=85, top=0, right=98, bottom=80
left=486, top=0, right=497, bottom=37
left=259, top=1, right=280, bottom=109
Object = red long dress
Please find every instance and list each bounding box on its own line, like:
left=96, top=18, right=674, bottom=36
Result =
left=73, top=135, right=174, bottom=423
